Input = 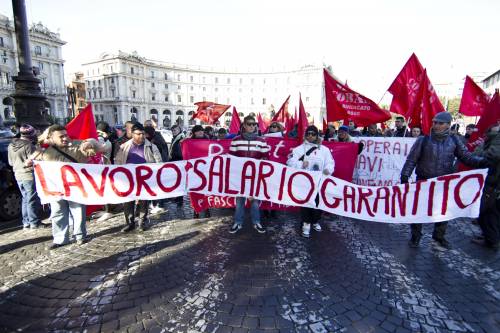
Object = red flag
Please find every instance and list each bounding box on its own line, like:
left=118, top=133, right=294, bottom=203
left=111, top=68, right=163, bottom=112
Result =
left=459, top=75, right=490, bottom=117
left=285, top=107, right=296, bottom=134
left=468, top=91, right=500, bottom=149
left=257, top=113, right=267, bottom=134
left=228, top=107, right=241, bottom=135
left=65, top=103, right=98, bottom=140
left=192, top=101, right=231, bottom=125
left=324, top=69, right=391, bottom=127
left=388, top=53, right=425, bottom=116
left=297, top=94, right=309, bottom=140
left=406, top=69, right=445, bottom=135
left=272, top=95, right=291, bottom=123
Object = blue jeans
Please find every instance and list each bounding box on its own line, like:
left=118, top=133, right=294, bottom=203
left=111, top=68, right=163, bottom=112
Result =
left=50, top=200, right=86, bottom=244
left=234, top=197, right=260, bottom=226
left=17, top=180, right=41, bottom=227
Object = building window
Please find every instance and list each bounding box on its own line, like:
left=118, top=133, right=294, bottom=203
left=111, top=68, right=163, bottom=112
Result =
left=239, top=78, right=243, bottom=84
left=164, top=95, right=168, bottom=102
left=34, top=45, right=41, bottom=55
left=177, top=95, right=181, bottom=103
left=111, top=77, right=114, bottom=84
left=111, top=89, right=115, bottom=97
left=93, top=91, right=96, bottom=99
left=202, top=87, right=206, bottom=92
left=190, top=96, right=194, bottom=103
left=227, top=78, right=230, bottom=84
left=263, top=79, right=266, bottom=84
left=190, top=76, right=193, bottom=82
left=152, top=93, right=156, bottom=101
left=177, top=74, right=181, bottom=81
left=177, top=85, right=181, bottom=90
left=131, top=67, right=134, bottom=74
left=151, top=71, right=155, bottom=78
left=215, top=87, right=218, bottom=92
left=215, top=77, right=219, bottom=84
left=110, top=65, right=113, bottom=72
left=251, top=78, right=254, bottom=84
left=262, top=98, right=266, bottom=105
left=132, top=91, right=136, bottom=98
left=151, top=82, right=155, bottom=88
left=165, top=83, right=168, bottom=89
left=190, top=86, right=193, bottom=91
left=306, top=97, right=310, bottom=102
left=0, top=37, right=3, bottom=47
left=251, top=98, right=254, bottom=105
left=38, top=62, right=44, bottom=70
left=99, top=90, right=102, bottom=99
left=164, top=73, right=168, bottom=80
left=202, top=77, right=206, bottom=83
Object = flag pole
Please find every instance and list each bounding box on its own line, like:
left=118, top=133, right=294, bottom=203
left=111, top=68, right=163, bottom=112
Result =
left=377, top=91, right=388, bottom=105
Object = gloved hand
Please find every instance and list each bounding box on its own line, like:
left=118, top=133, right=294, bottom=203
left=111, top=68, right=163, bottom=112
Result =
left=400, top=175, right=409, bottom=184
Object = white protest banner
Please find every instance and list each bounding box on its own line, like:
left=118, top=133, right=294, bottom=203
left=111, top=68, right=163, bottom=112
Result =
left=318, top=169, right=487, bottom=223
left=187, top=155, right=322, bottom=208
left=33, top=160, right=187, bottom=205
left=352, top=137, right=416, bottom=186
left=33, top=156, right=487, bottom=223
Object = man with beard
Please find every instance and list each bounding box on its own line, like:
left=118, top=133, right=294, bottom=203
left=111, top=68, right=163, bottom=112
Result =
left=401, top=112, right=488, bottom=249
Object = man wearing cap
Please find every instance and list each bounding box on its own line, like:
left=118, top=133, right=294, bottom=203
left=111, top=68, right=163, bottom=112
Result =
left=401, top=112, right=488, bottom=249
left=393, top=116, right=410, bottom=137
left=7, top=124, right=45, bottom=229
left=288, top=125, right=335, bottom=237
left=115, top=123, right=162, bottom=232
left=228, top=115, right=270, bottom=234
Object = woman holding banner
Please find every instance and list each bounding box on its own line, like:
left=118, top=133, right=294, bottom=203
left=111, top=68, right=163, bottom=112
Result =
left=287, top=125, right=335, bottom=238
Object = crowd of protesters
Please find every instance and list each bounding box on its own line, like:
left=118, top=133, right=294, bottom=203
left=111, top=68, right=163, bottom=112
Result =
left=5, top=112, right=500, bottom=251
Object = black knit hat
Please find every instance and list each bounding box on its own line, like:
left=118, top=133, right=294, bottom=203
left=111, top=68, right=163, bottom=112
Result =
left=131, top=123, right=145, bottom=132
left=305, top=125, right=319, bottom=136
left=191, top=125, right=204, bottom=133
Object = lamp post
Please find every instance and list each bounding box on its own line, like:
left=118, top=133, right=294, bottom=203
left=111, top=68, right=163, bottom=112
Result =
left=10, top=0, right=50, bottom=130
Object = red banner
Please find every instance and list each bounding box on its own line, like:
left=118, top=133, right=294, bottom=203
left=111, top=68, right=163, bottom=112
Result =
left=182, top=138, right=358, bottom=212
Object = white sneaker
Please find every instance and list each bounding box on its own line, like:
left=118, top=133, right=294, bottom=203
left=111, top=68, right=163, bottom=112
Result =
left=312, top=223, right=322, bottom=232
left=150, top=206, right=165, bottom=215
left=96, top=212, right=113, bottom=222
left=302, top=223, right=311, bottom=238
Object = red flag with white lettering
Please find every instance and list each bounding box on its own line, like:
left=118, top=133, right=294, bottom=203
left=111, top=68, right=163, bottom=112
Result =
left=388, top=53, right=424, bottom=116
left=459, top=75, right=490, bottom=117
left=406, top=69, right=445, bottom=135
left=324, top=69, right=391, bottom=127
left=192, top=101, right=231, bottom=125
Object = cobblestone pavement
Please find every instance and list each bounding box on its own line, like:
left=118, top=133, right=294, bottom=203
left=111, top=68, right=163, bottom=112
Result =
left=0, top=199, right=499, bottom=333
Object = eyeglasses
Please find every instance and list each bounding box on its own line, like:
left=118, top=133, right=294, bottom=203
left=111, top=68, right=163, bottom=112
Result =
left=433, top=121, right=445, bottom=125
left=245, top=123, right=257, bottom=127
left=306, top=132, right=317, bottom=137
left=132, top=131, right=145, bottom=136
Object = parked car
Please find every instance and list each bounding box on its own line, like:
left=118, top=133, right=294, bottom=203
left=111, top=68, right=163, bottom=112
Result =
left=0, top=130, right=21, bottom=221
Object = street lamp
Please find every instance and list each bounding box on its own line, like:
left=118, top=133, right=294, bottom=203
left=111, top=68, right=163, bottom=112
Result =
left=10, top=0, right=50, bottom=130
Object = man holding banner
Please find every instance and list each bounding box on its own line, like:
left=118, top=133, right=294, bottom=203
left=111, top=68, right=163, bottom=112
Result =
left=115, top=123, right=162, bottom=232
left=287, top=125, right=334, bottom=238
left=401, top=112, right=488, bottom=249
left=228, top=115, right=270, bottom=234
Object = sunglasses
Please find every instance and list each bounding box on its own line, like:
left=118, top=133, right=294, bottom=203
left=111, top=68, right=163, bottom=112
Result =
left=306, top=132, right=317, bottom=137
left=270, top=125, right=278, bottom=128
left=433, top=121, right=445, bottom=125
left=245, top=123, right=257, bottom=127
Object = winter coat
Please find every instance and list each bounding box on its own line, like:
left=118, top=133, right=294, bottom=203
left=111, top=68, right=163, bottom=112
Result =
left=287, top=141, right=335, bottom=175
left=115, top=139, right=162, bottom=165
left=229, top=133, right=269, bottom=160
left=475, top=131, right=500, bottom=191
left=169, top=133, right=185, bottom=161
left=401, top=133, right=486, bottom=180
left=7, top=138, right=36, bottom=181
left=150, top=131, right=169, bottom=162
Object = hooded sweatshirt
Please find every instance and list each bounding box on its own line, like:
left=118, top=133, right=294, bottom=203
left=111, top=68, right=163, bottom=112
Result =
left=8, top=138, right=36, bottom=181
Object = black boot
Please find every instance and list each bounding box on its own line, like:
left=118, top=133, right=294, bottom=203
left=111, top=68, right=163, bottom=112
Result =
left=409, top=235, right=420, bottom=248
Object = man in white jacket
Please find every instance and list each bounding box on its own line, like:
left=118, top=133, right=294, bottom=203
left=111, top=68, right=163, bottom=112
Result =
left=287, top=125, right=335, bottom=238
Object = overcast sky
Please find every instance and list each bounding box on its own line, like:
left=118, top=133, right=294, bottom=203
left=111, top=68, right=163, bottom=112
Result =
left=1, top=0, right=499, bottom=102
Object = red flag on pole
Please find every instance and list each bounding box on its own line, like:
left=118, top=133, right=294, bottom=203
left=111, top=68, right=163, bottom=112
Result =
left=459, top=75, right=490, bottom=117
left=324, top=69, right=391, bottom=127
left=405, top=69, right=445, bottom=135
left=467, top=90, right=500, bottom=149
left=257, top=113, right=267, bottom=134
left=65, top=103, right=98, bottom=140
left=388, top=53, right=425, bottom=116
left=297, top=94, right=309, bottom=140
left=272, top=95, right=291, bottom=123
left=192, top=101, right=231, bottom=125
left=228, top=107, right=241, bottom=135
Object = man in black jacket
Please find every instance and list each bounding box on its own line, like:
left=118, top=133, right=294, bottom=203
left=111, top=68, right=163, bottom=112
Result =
left=169, top=124, right=185, bottom=206
left=401, top=112, right=487, bottom=249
